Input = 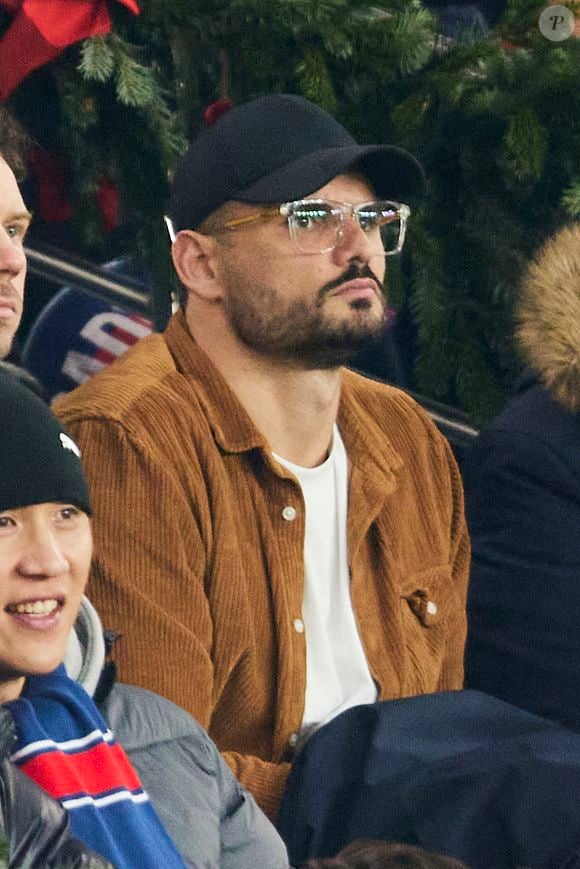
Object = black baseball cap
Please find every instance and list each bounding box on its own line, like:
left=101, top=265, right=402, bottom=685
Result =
left=170, top=93, right=425, bottom=232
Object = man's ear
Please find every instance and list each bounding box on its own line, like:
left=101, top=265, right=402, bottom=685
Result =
left=171, top=230, right=223, bottom=302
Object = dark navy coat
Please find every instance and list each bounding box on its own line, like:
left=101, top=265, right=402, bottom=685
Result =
left=464, top=381, right=580, bottom=731
left=277, top=690, right=580, bottom=869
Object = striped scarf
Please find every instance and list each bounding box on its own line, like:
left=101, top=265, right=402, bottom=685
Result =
left=6, top=665, right=187, bottom=869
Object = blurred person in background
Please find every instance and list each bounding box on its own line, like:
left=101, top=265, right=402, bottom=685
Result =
left=0, top=104, right=31, bottom=360
left=465, top=223, right=580, bottom=730
left=301, top=840, right=468, bottom=868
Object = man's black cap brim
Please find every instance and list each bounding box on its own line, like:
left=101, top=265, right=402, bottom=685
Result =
left=232, top=143, right=425, bottom=204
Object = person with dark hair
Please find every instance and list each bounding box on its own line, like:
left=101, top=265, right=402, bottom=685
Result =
left=55, top=93, right=469, bottom=818
left=465, top=222, right=580, bottom=730
left=0, top=371, right=289, bottom=868
left=301, top=840, right=468, bottom=869
left=0, top=104, right=30, bottom=180
left=0, top=106, right=31, bottom=360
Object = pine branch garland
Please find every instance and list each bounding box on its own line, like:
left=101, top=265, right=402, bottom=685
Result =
left=78, top=36, right=115, bottom=83
left=455, top=337, right=510, bottom=422
left=5, top=0, right=580, bottom=411
left=114, top=51, right=158, bottom=107
left=392, top=8, right=438, bottom=76
left=562, top=179, right=580, bottom=216
left=502, top=107, right=548, bottom=181
left=296, top=49, right=337, bottom=110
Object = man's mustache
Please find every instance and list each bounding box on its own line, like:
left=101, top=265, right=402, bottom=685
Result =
left=317, top=262, right=385, bottom=303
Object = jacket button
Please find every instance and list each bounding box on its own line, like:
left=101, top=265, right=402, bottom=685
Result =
left=282, top=505, right=297, bottom=521
left=427, top=600, right=438, bottom=615
left=293, top=618, right=305, bottom=633
left=288, top=732, right=299, bottom=747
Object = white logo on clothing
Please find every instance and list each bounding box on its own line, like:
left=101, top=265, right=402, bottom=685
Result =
left=59, top=432, right=81, bottom=459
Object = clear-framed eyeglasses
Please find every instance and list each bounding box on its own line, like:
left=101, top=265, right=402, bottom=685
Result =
left=213, top=199, right=411, bottom=256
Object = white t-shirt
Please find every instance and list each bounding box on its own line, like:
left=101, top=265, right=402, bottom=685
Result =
left=274, top=426, right=377, bottom=733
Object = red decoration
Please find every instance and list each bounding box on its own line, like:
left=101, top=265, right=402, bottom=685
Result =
left=27, top=147, right=72, bottom=223
left=28, top=147, right=119, bottom=233
left=96, top=177, right=119, bottom=234
left=0, top=0, right=140, bottom=100
left=203, top=98, right=233, bottom=128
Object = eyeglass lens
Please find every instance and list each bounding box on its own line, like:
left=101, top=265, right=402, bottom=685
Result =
left=288, top=201, right=405, bottom=255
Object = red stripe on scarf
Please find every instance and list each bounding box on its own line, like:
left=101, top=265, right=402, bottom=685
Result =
left=19, top=739, right=142, bottom=800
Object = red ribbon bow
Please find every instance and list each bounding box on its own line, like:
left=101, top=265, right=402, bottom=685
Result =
left=28, top=146, right=119, bottom=232
left=0, top=0, right=140, bottom=100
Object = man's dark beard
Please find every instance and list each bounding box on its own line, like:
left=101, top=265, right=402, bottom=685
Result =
left=225, top=262, right=388, bottom=369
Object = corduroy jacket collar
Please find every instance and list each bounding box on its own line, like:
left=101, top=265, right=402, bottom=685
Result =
left=165, top=310, right=268, bottom=455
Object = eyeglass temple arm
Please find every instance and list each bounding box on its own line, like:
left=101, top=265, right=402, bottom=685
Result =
left=222, top=207, right=281, bottom=229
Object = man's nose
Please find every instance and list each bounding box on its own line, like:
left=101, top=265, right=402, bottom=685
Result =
left=331, top=216, right=381, bottom=269
left=16, top=532, right=69, bottom=579
left=0, top=229, right=26, bottom=277
left=333, top=215, right=385, bottom=279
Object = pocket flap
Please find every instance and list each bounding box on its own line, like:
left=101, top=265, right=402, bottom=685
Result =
left=401, top=566, right=454, bottom=628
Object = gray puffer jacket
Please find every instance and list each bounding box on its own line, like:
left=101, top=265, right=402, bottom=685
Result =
left=65, top=597, right=290, bottom=869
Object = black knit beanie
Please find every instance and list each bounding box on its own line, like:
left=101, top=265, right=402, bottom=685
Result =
left=0, top=372, right=91, bottom=515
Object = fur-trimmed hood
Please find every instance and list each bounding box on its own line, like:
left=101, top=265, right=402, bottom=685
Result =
left=517, top=224, right=580, bottom=413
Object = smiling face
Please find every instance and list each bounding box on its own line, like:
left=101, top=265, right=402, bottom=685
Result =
left=0, top=502, right=92, bottom=702
left=0, top=156, right=31, bottom=359
left=206, top=173, right=389, bottom=368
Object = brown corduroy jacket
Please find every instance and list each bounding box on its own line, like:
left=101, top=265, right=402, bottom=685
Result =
left=54, top=311, right=470, bottom=819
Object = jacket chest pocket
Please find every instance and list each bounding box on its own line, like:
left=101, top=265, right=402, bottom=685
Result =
left=399, top=565, right=458, bottom=690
